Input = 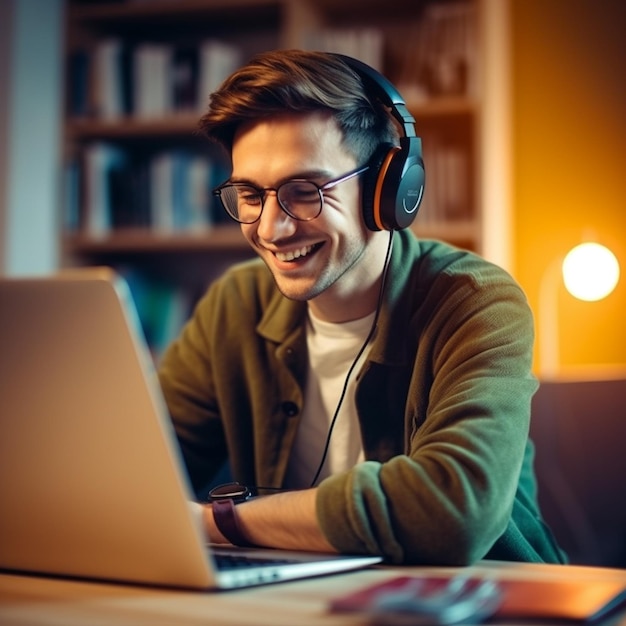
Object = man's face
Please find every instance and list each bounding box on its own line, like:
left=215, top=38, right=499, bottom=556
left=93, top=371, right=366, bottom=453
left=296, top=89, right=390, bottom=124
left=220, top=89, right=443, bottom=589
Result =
left=232, top=111, right=384, bottom=321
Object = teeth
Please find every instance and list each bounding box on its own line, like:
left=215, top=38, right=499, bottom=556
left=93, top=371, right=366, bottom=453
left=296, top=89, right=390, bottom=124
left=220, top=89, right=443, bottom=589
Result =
left=275, top=245, right=314, bottom=262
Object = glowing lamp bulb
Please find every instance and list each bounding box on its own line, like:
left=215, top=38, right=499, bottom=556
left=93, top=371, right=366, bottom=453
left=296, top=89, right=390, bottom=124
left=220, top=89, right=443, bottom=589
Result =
left=562, top=242, right=620, bottom=301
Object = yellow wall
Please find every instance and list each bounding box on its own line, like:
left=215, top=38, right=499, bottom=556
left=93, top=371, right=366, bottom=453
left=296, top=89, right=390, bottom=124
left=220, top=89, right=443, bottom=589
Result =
left=511, top=0, right=626, bottom=376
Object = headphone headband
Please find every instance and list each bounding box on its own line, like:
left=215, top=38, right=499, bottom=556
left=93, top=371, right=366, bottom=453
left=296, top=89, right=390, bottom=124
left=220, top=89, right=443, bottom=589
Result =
left=332, top=53, right=417, bottom=138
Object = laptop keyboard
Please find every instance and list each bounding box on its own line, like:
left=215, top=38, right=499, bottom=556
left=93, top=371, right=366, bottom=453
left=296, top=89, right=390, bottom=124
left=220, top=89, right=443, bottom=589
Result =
left=213, top=552, right=296, bottom=571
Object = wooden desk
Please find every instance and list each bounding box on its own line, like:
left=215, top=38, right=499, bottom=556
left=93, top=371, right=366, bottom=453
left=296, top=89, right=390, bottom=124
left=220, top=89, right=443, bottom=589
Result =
left=2, top=562, right=626, bottom=626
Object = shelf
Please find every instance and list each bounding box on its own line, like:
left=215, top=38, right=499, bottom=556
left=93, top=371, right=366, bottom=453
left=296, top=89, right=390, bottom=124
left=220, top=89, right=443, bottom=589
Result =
left=63, top=225, right=249, bottom=255
left=66, top=114, right=204, bottom=139
left=410, top=96, right=477, bottom=118
left=69, top=0, right=282, bottom=24
left=66, top=96, right=476, bottom=141
left=68, top=0, right=425, bottom=22
left=62, top=221, right=478, bottom=259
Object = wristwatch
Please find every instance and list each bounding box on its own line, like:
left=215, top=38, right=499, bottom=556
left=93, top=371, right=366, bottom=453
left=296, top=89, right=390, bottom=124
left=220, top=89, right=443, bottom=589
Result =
left=208, top=482, right=255, bottom=547
left=208, top=481, right=252, bottom=504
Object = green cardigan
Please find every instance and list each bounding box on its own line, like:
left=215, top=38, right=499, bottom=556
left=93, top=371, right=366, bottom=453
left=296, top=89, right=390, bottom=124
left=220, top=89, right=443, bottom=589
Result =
left=158, top=230, right=567, bottom=565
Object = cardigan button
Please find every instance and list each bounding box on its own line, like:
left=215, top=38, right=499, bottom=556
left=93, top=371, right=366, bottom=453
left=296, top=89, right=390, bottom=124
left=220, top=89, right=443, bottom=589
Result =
left=281, top=401, right=299, bottom=417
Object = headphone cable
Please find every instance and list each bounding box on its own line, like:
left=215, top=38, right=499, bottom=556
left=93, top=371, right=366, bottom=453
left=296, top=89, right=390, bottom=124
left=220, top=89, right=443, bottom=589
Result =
left=309, top=230, right=394, bottom=487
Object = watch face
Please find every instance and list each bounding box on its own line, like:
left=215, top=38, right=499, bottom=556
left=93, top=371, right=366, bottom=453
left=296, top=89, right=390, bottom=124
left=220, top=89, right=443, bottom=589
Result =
left=208, top=481, right=250, bottom=502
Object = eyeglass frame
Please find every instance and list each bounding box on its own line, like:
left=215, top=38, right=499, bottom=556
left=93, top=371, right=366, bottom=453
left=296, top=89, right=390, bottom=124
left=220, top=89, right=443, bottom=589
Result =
left=212, top=165, right=370, bottom=224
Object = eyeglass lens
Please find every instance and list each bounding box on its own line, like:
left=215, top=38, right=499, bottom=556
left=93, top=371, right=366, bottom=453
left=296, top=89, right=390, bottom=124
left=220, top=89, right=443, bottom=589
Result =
left=218, top=181, right=322, bottom=224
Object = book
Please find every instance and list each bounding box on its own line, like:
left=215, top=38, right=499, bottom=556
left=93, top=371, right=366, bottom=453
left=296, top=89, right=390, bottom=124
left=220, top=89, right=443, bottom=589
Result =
left=150, top=152, right=175, bottom=233
left=172, top=45, right=199, bottom=113
left=83, top=143, right=128, bottom=236
left=197, top=40, right=242, bottom=108
left=133, top=43, right=173, bottom=118
left=66, top=49, right=91, bottom=117
left=305, top=27, right=384, bottom=72
left=148, top=150, right=214, bottom=232
left=94, top=39, right=124, bottom=119
left=396, top=1, right=477, bottom=99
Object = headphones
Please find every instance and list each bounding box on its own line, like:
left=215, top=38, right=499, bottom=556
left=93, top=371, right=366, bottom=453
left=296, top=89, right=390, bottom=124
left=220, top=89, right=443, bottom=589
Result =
left=333, top=54, right=425, bottom=232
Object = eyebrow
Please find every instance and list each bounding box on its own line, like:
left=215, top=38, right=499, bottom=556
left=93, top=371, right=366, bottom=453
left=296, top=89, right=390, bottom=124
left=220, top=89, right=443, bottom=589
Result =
left=228, top=169, right=334, bottom=187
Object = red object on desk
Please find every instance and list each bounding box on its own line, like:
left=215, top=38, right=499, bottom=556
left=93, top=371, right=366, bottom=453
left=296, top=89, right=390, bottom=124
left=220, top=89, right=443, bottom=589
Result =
left=329, top=574, right=626, bottom=622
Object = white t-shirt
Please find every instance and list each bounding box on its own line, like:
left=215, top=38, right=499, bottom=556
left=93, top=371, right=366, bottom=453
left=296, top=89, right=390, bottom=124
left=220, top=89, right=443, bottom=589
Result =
left=283, top=309, right=375, bottom=489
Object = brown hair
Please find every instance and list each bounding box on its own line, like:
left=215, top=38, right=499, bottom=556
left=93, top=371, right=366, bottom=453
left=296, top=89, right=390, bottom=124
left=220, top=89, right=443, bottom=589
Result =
left=198, top=49, right=398, bottom=165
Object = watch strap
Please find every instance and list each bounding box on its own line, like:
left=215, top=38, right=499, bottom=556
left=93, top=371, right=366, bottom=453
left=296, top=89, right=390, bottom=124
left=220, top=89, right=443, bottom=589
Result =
left=211, top=498, right=256, bottom=547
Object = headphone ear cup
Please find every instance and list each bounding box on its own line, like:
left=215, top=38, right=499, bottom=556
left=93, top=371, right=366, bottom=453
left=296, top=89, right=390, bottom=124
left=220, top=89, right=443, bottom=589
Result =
left=361, top=143, right=396, bottom=232
left=362, top=140, right=425, bottom=231
left=382, top=136, right=425, bottom=231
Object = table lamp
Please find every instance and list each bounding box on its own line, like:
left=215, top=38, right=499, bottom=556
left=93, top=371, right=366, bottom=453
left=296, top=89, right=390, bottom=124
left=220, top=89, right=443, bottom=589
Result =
left=538, top=242, right=620, bottom=378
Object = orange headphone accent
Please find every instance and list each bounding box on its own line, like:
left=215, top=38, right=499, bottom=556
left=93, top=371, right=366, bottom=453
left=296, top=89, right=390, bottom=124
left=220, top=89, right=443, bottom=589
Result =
left=371, top=147, right=400, bottom=231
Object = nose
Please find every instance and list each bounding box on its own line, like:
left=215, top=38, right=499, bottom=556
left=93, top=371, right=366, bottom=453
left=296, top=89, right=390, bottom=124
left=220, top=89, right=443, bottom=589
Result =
left=255, top=191, right=297, bottom=242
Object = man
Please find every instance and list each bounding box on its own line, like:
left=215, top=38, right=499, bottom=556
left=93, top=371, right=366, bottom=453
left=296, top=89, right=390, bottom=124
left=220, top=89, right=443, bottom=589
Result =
left=158, top=49, right=566, bottom=565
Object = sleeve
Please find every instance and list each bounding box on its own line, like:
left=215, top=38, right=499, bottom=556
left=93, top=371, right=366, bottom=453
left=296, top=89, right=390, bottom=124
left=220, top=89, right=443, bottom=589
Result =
left=158, top=283, right=228, bottom=496
left=316, top=265, right=540, bottom=565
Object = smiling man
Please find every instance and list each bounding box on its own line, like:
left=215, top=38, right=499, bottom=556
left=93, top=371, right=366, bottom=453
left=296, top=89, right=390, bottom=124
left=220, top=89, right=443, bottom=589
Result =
left=157, top=50, right=566, bottom=565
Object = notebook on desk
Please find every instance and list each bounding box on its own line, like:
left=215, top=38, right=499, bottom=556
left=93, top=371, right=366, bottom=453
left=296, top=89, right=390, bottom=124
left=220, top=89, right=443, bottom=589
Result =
left=0, top=268, right=381, bottom=590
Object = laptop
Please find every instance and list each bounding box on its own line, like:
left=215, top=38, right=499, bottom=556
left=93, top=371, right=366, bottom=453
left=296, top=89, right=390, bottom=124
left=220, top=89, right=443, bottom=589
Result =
left=0, top=267, right=381, bottom=590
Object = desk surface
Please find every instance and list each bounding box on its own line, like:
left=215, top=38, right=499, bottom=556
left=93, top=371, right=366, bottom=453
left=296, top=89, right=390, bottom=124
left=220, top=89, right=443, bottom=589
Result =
left=2, top=561, right=626, bottom=626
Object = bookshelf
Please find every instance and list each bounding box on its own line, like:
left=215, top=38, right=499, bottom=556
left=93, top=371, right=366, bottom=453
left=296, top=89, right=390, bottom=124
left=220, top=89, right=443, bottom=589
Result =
left=62, top=0, right=501, bottom=354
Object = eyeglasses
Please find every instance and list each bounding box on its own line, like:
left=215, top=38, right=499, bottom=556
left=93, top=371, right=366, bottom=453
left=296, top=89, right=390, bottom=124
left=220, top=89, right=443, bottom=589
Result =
left=213, top=165, right=369, bottom=224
